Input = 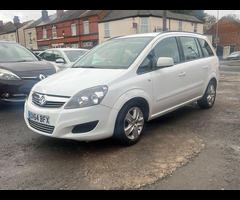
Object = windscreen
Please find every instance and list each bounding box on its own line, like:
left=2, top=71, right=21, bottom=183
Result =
left=0, top=43, right=38, bottom=63
left=73, top=37, right=153, bottom=69
left=64, top=50, right=89, bottom=62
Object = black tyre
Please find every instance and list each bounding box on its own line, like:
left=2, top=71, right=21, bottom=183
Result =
left=113, top=101, right=146, bottom=146
left=197, top=80, right=216, bottom=109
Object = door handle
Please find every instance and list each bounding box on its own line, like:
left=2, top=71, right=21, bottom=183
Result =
left=179, top=72, right=186, bottom=77
left=203, top=65, right=209, bottom=70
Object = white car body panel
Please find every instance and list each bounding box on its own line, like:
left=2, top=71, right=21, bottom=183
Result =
left=24, top=32, right=219, bottom=141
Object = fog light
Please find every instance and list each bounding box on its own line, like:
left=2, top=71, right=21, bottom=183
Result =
left=1, top=93, right=10, bottom=98
left=72, top=120, right=99, bottom=134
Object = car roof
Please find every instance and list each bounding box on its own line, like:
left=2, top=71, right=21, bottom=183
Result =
left=121, top=32, right=160, bottom=38
left=115, top=31, right=206, bottom=40
left=45, top=48, right=89, bottom=51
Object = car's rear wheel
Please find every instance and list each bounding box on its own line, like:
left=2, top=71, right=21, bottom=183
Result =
left=113, top=101, right=146, bottom=146
left=197, top=80, right=216, bottom=109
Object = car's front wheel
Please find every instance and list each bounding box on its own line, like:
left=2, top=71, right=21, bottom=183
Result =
left=113, top=101, right=146, bottom=146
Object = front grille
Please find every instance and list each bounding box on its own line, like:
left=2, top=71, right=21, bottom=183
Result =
left=40, top=101, right=65, bottom=108
left=32, top=92, right=69, bottom=108
left=32, top=96, right=65, bottom=108
left=28, top=119, right=55, bottom=134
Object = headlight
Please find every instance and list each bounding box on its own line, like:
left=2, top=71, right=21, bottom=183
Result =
left=0, top=69, right=21, bottom=80
left=64, top=85, right=108, bottom=109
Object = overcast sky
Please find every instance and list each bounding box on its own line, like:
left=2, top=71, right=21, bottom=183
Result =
left=1, top=10, right=240, bottom=23
left=205, top=10, right=240, bottom=19
left=0, top=10, right=56, bottom=23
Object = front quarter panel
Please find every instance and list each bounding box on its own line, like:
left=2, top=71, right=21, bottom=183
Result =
left=101, top=71, right=153, bottom=120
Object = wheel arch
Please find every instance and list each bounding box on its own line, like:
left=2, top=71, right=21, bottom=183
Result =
left=209, top=77, right=217, bottom=88
left=121, top=97, right=150, bottom=121
left=112, top=89, right=151, bottom=121
left=201, top=73, right=218, bottom=96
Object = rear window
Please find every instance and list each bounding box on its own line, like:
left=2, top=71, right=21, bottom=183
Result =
left=197, top=38, right=214, bottom=57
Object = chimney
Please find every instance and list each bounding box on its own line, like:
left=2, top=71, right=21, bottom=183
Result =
left=13, top=16, right=20, bottom=25
left=0, top=20, right=3, bottom=26
left=57, top=10, right=64, bottom=18
left=41, top=10, right=48, bottom=21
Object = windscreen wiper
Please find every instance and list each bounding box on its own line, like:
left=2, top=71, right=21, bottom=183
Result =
left=73, top=66, right=96, bottom=68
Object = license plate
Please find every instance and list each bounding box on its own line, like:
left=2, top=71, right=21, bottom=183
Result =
left=28, top=111, right=50, bottom=125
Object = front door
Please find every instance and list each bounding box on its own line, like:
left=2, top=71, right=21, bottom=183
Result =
left=150, top=36, right=187, bottom=116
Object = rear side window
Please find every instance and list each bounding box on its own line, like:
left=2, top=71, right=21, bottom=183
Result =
left=179, top=37, right=201, bottom=61
left=198, top=38, right=214, bottom=57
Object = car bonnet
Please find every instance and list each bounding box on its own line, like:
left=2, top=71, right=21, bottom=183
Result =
left=0, top=60, right=56, bottom=78
left=32, top=67, right=126, bottom=97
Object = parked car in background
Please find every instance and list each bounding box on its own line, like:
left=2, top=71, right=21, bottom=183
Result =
left=32, top=50, right=44, bottom=56
left=24, top=32, right=219, bottom=146
left=227, top=51, right=240, bottom=60
left=0, top=40, right=59, bottom=104
left=38, top=48, right=89, bottom=70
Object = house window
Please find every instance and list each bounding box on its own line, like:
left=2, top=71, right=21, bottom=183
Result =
left=83, top=20, right=89, bottom=35
left=10, top=34, right=14, bottom=41
left=193, top=23, right=197, bottom=33
left=43, top=26, right=47, bottom=39
left=71, top=42, right=78, bottom=48
left=52, top=26, right=57, bottom=38
left=39, top=45, right=49, bottom=50
left=104, top=22, right=110, bottom=38
left=28, top=32, right=32, bottom=44
left=71, top=24, right=76, bottom=36
left=83, top=41, right=92, bottom=48
left=178, top=21, right=182, bottom=31
left=140, top=17, right=149, bottom=33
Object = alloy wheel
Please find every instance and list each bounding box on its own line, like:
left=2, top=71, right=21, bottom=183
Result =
left=123, top=107, right=144, bottom=140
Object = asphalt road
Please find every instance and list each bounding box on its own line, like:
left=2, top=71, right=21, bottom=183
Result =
left=143, top=60, right=240, bottom=190
left=0, top=60, right=240, bottom=190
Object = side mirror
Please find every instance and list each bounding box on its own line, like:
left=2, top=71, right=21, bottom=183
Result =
left=55, top=58, right=65, bottom=64
left=156, top=57, right=174, bottom=68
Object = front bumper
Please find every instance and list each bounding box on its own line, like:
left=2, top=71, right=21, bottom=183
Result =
left=24, top=99, right=119, bottom=141
left=0, top=79, right=38, bottom=103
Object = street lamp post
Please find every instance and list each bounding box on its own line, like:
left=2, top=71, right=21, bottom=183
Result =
left=215, top=10, right=219, bottom=53
left=163, top=10, right=167, bottom=31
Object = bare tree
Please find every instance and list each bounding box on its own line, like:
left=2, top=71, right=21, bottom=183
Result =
left=204, top=14, right=217, bottom=32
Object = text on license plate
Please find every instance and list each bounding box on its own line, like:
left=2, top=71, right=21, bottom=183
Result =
left=28, top=111, right=50, bottom=124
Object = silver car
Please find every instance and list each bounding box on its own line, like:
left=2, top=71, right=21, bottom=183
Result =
left=227, top=51, right=240, bottom=60
left=39, top=48, right=89, bottom=70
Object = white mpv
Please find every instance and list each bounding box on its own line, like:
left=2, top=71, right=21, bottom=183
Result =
left=24, top=32, right=219, bottom=145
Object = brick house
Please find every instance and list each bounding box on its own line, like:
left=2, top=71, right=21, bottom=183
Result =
left=24, top=11, right=57, bottom=50
left=205, top=16, right=240, bottom=58
left=36, top=10, right=109, bottom=50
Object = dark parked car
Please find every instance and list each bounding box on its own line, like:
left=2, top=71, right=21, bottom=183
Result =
left=0, top=41, right=59, bottom=104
